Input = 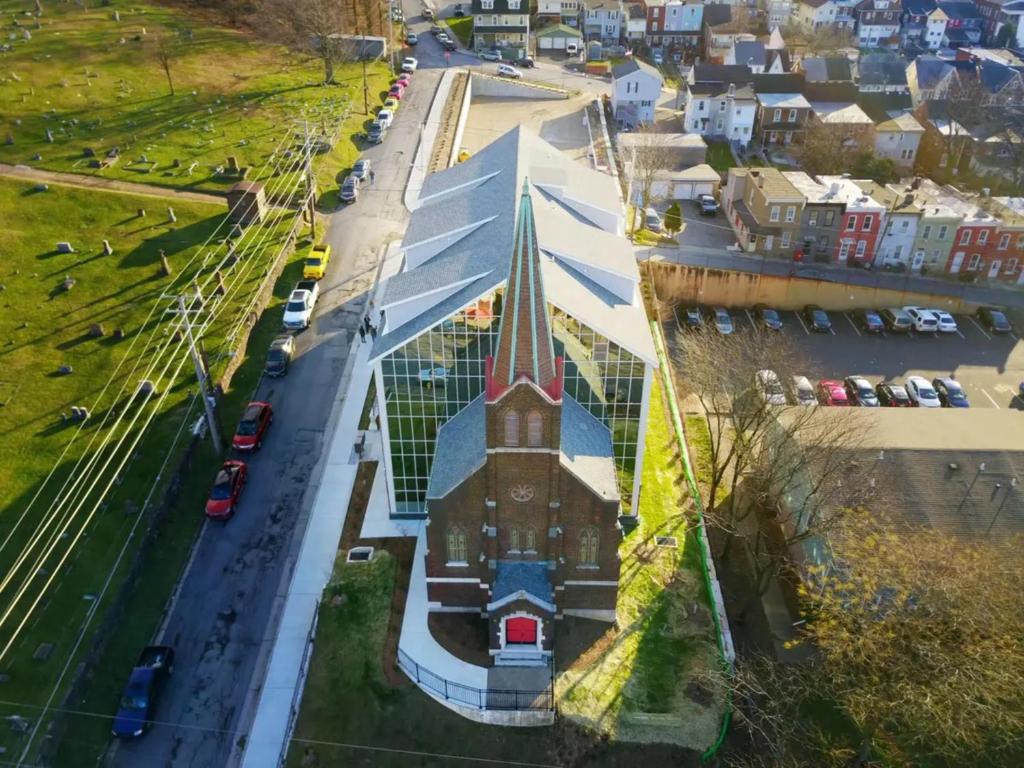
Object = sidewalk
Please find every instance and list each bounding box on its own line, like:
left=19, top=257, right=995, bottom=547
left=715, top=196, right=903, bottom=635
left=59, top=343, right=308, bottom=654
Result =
left=0, top=162, right=227, bottom=204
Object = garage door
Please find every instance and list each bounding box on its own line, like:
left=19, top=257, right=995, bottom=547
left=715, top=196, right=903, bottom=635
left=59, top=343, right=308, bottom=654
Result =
left=673, top=182, right=694, bottom=199
left=539, top=36, right=553, bottom=49
left=694, top=182, right=714, bottom=196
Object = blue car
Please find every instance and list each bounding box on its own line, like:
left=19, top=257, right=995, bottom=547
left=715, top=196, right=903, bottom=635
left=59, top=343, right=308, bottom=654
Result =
left=112, top=646, right=174, bottom=738
left=932, top=377, right=969, bottom=408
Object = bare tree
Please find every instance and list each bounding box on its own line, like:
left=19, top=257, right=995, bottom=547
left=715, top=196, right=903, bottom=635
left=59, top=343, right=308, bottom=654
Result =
left=627, top=126, right=676, bottom=213
left=781, top=22, right=855, bottom=55
left=153, top=34, right=177, bottom=96
left=257, top=0, right=349, bottom=84
left=936, top=70, right=985, bottom=176
left=791, top=118, right=858, bottom=177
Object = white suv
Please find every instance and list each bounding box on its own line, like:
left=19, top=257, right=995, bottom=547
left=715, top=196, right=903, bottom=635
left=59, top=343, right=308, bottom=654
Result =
left=905, top=376, right=941, bottom=407
left=756, top=370, right=787, bottom=406
left=929, top=309, right=958, bottom=333
left=903, top=306, right=939, bottom=333
left=496, top=63, right=522, bottom=79
left=282, top=290, right=315, bottom=331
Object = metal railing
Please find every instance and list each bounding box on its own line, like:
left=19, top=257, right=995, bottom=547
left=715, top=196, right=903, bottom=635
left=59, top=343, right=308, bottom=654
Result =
left=397, top=649, right=554, bottom=711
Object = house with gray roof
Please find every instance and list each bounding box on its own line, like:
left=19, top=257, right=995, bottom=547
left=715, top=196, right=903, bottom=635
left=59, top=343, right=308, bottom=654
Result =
left=801, top=56, right=855, bottom=84
left=370, top=126, right=656, bottom=520
left=726, top=39, right=767, bottom=72
left=858, top=52, right=910, bottom=94
left=611, top=58, right=663, bottom=124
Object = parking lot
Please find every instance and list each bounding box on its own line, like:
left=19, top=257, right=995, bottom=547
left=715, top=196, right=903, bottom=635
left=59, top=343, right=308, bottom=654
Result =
left=673, top=304, right=1024, bottom=410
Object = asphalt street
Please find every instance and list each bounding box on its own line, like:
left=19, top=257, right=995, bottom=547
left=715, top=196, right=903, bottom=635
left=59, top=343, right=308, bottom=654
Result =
left=110, top=27, right=443, bottom=768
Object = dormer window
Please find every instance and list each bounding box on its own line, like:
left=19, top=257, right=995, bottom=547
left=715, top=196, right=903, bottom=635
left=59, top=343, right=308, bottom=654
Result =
left=482, top=0, right=494, bottom=7
left=509, top=0, right=521, bottom=9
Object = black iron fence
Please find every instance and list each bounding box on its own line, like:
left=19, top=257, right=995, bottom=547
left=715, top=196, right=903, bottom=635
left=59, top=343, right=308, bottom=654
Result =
left=397, top=649, right=553, bottom=711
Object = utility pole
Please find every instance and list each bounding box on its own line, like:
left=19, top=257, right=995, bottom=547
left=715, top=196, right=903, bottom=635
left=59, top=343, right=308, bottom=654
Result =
left=303, top=121, right=317, bottom=241
left=362, top=57, right=370, bottom=115
left=178, top=293, right=223, bottom=454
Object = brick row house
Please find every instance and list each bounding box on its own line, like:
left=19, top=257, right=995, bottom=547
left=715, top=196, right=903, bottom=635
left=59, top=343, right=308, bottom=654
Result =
left=644, top=0, right=704, bottom=51
left=722, top=167, right=806, bottom=257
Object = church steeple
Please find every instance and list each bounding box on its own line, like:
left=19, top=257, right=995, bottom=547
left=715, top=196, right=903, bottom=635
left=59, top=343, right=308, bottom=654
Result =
left=487, top=178, right=562, bottom=402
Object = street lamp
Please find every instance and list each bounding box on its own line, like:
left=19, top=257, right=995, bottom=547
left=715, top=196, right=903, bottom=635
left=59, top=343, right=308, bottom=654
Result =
left=986, top=476, right=1018, bottom=535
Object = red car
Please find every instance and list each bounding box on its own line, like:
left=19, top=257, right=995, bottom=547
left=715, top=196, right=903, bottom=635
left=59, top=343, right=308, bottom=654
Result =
left=232, top=401, right=273, bottom=451
left=387, top=83, right=406, bottom=100
left=817, top=379, right=849, bottom=406
left=206, top=460, right=247, bottom=519
left=395, top=74, right=412, bottom=86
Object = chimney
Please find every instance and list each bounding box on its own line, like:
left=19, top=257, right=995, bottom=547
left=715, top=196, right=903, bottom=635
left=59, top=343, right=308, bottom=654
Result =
left=829, top=181, right=840, bottom=195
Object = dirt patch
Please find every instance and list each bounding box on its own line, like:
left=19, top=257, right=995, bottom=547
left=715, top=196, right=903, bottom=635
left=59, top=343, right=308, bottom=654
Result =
left=426, top=613, right=491, bottom=667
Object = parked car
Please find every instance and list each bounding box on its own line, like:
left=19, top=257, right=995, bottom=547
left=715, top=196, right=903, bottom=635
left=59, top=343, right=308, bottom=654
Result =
left=283, top=288, right=316, bottom=330
left=753, top=304, right=782, bottom=331
left=518, top=56, right=536, bottom=68
left=423, top=7, right=435, bottom=19
left=396, top=72, right=412, bottom=86
left=233, top=401, right=273, bottom=451
left=802, top=304, right=832, bottom=332
left=644, top=207, right=662, bottom=232
left=905, top=375, right=941, bottom=408
left=976, top=306, right=1012, bottom=334
left=843, top=376, right=879, bottom=406
left=496, top=63, right=522, bottom=78
left=756, top=369, right=787, bottom=405
left=401, top=56, right=418, bottom=72
left=436, top=31, right=451, bottom=45
left=442, top=38, right=457, bottom=51
left=876, top=382, right=913, bottom=407
left=112, top=646, right=175, bottom=738
left=852, top=308, right=884, bottom=334
left=352, top=158, right=372, bottom=183
left=880, top=307, right=912, bottom=333
left=817, top=379, right=849, bottom=406
left=206, top=460, right=248, bottom=519
left=791, top=375, right=817, bottom=406
left=366, top=120, right=386, bottom=144
left=303, top=242, right=331, bottom=280
left=430, top=24, right=442, bottom=35
left=676, top=305, right=703, bottom=331
left=406, top=32, right=418, bottom=45
left=904, top=306, right=939, bottom=333
left=265, top=334, right=295, bottom=377
left=383, top=96, right=400, bottom=112
left=454, top=3, right=466, bottom=15
left=479, top=48, right=502, bottom=61
left=376, top=108, right=394, bottom=129
left=707, top=306, right=734, bottom=335
left=566, top=41, right=579, bottom=56
left=339, top=174, right=359, bottom=204
left=695, top=193, right=719, bottom=215
left=932, top=377, right=970, bottom=407
left=930, top=309, right=958, bottom=334
left=652, top=49, right=664, bottom=65
left=388, top=83, right=406, bottom=100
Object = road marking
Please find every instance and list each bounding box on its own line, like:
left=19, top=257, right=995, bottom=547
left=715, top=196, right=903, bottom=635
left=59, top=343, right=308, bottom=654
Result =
left=829, top=323, right=836, bottom=336
left=980, top=388, right=1001, bottom=408
left=968, top=315, right=992, bottom=340
left=844, top=312, right=862, bottom=337
left=745, top=308, right=756, bottom=330
left=955, top=328, right=966, bottom=340
left=794, top=311, right=810, bottom=335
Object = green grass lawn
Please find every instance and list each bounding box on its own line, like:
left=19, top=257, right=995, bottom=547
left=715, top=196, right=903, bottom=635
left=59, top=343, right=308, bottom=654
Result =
left=0, top=1, right=389, bottom=196
left=446, top=16, right=474, bottom=47
left=705, top=142, right=737, bottom=173
left=556, top=377, right=725, bottom=748
left=634, top=228, right=679, bottom=247
left=0, top=174, right=304, bottom=759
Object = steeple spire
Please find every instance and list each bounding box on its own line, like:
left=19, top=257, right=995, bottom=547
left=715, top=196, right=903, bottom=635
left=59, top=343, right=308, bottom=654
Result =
left=487, top=178, right=562, bottom=400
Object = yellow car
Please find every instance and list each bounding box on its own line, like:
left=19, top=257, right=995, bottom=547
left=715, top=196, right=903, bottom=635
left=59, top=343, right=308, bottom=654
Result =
left=303, top=243, right=331, bottom=280
left=383, top=96, right=400, bottom=112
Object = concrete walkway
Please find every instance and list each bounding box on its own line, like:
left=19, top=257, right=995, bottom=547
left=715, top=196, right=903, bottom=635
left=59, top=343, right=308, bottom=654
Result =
left=0, top=162, right=227, bottom=204
left=404, top=69, right=457, bottom=212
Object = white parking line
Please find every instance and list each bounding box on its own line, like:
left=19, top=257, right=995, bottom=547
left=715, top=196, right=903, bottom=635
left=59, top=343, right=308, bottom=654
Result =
left=794, top=311, right=810, bottom=335
left=955, top=328, right=966, bottom=340
left=968, top=315, right=992, bottom=340
left=980, top=388, right=1001, bottom=409
left=745, top=308, right=757, bottom=330
left=844, top=312, right=862, bottom=337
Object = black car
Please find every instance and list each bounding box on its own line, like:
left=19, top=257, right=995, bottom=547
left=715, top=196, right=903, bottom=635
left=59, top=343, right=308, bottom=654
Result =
left=853, top=308, right=885, bottom=334
left=695, top=193, right=720, bottom=215
left=876, top=382, right=913, bottom=407
left=517, top=56, right=536, bottom=68
left=844, top=376, right=880, bottom=406
left=430, top=24, right=442, bottom=35
left=802, top=304, right=831, bottom=333
left=933, top=377, right=970, bottom=407
left=454, top=3, right=466, bottom=15
left=753, top=304, right=782, bottom=331
left=265, top=335, right=295, bottom=377
left=676, top=305, right=703, bottom=331
left=976, top=306, right=1012, bottom=334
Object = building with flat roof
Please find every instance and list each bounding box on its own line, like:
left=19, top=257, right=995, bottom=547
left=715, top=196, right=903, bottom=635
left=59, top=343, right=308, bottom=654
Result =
left=368, top=126, right=656, bottom=519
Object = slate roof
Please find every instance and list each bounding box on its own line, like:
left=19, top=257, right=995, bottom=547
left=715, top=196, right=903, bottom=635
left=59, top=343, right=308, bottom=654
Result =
left=692, top=63, right=754, bottom=84
left=811, top=102, right=874, bottom=124
left=752, top=73, right=805, bottom=93
left=804, top=81, right=859, bottom=102
left=802, top=56, right=854, bottom=82
left=734, top=40, right=767, bottom=68
left=612, top=58, right=662, bottom=81
left=978, top=60, right=1020, bottom=93
left=902, top=0, right=936, bottom=14
left=492, top=562, right=554, bottom=604
left=937, top=0, right=979, bottom=19
left=472, top=0, right=528, bottom=12
left=907, top=56, right=953, bottom=89
left=426, top=394, right=486, bottom=499
left=858, top=53, right=908, bottom=87
left=559, top=394, right=618, bottom=501
left=690, top=82, right=756, bottom=99
left=857, top=91, right=913, bottom=121
left=703, top=3, right=733, bottom=25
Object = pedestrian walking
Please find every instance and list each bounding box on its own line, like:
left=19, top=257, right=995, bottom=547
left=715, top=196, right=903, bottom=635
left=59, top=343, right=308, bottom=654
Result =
left=370, top=324, right=378, bottom=340
left=363, top=314, right=371, bottom=333
left=359, top=326, right=366, bottom=343
left=370, top=169, right=376, bottom=185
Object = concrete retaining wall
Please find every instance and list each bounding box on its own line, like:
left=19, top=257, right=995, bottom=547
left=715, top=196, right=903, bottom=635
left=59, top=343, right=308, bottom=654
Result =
left=448, top=71, right=474, bottom=168
left=649, top=261, right=978, bottom=313
left=470, top=73, right=568, bottom=100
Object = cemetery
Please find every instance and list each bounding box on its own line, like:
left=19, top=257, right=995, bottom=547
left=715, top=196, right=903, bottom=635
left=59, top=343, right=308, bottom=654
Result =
left=0, top=1, right=387, bottom=196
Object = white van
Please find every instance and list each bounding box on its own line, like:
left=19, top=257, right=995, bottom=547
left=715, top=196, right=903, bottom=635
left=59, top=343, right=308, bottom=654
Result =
left=903, top=306, right=939, bottom=333
left=644, top=207, right=662, bottom=232
left=566, top=42, right=579, bottom=57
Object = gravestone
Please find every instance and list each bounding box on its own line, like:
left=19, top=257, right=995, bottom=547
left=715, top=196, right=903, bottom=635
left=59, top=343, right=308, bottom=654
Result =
left=226, top=155, right=239, bottom=172
left=56, top=242, right=74, bottom=253
left=138, top=380, right=157, bottom=397
left=167, top=206, right=176, bottom=223
left=58, top=365, right=73, bottom=375
left=113, top=10, right=120, bottom=21
left=83, top=147, right=95, bottom=157
left=62, top=275, right=76, bottom=291
left=159, top=250, right=171, bottom=276
left=45, top=128, right=53, bottom=142
left=172, top=158, right=181, bottom=168
left=112, top=328, right=124, bottom=339
left=137, top=208, right=145, bottom=217
left=89, top=323, right=103, bottom=337
left=34, top=183, right=47, bottom=192
left=102, top=239, right=112, bottom=255
left=4, top=134, right=12, bottom=145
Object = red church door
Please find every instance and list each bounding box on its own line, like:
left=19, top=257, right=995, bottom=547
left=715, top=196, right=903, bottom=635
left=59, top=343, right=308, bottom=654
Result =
left=505, top=617, right=537, bottom=645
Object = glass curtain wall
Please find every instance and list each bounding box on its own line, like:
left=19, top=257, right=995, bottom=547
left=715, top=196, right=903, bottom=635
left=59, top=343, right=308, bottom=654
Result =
left=380, top=293, right=645, bottom=514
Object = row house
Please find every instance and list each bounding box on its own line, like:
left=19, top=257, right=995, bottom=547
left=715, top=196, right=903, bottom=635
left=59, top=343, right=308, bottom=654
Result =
left=683, top=64, right=758, bottom=148
left=645, top=0, right=703, bottom=50
left=537, top=0, right=581, bottom=25
left=626, top=3, right=647, bottom=41
left=858, top=52, right=909, bottom=93
left=755, top=90, right=812, bottom=148
left=906, top=56, right=953, bottom=104
left=703, top=5, right=757, bottom=62
left=783, top=172, right=848, bottom=261
left=723, top=168, right=806, bottom=257
left=611, top=58, right=663, bottom=124
left=988, top=196, right=1024, bottom=284
left=937, top=189, right=1002, bottom=277
left=873, top=112, right=925, bottom=168
left=856, top=0, right=902, bottom=49
left=471, top=0, right=530, bottom=51
left=582, top=0, right=624, bottom=44
left=897, top=178, right=962, bottom=273
left=974, top=0, right=1023, bottom=44
left=794, top=0, right=857, bottom=30
left=856, top=180, right=921, bottom=268
left=768, top=0, right=795, bottom=28
left=817, top=175, right=887, bottom=264
left=800, top=55, right=856, bottom=85
left=901, top=0, right=947, bottom=51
